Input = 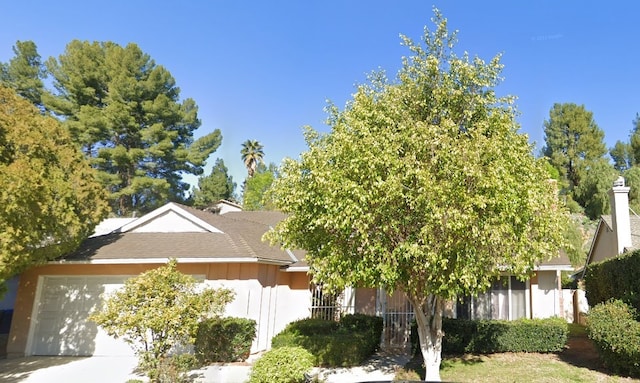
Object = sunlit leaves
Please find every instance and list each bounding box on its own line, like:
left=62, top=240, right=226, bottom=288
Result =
left=0, top=86, right=109, bottom=283
left=266, top=12, right=568, bottom=304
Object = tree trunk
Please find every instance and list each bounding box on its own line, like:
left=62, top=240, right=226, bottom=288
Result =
left=410, top=294, right=444, bottom=382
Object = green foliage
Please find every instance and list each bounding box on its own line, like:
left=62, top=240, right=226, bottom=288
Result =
left=587, top=300, right=640, bottom=377
left=192, top=158, right=236, bottom=208
left=572, top=158, right=618, bottom=219
left=584, top=249, right=640, bottom=311
left=623, top=166, right=640, bottom=214
left=542, top=102, right=608, bottom=192
left=241, top=139, right=265, bottom=178
left=0, top=86, right=109, bottom=284
left=243, top=163, right=277, bottom=210
left=411, top=317, right=568, bottom=355
left=611, top=140, right=634, bottom=172
left=39, top=40, right=221, bottom=216
left=194, top=317, right=256, bottom=363
left=90, top=259, right=234, bottom=382
left=265, top=10, right=569, bottom=380
left=271, top=315, right=383, bottom=367
left=249, top=346, right=314, bottom=383
left=0, top=41, right=46, bottom=108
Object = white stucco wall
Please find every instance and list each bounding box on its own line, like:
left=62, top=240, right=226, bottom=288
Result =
left=531, top=271, right=559, bottom=318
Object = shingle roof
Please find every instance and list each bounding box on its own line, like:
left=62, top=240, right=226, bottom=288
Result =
left=63, top=205, right=298, bottom=264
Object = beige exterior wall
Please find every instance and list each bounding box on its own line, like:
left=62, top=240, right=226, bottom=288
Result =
left=355, top=288, right=377, bottom=316
left=589, top=226, right=618, bottom=264
left=530, top=270, right=562, bottom=319
left=7, top=262, right=310, bottom=357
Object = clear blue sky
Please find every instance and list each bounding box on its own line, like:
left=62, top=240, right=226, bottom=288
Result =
left=2, top=1, right=639, bottom=192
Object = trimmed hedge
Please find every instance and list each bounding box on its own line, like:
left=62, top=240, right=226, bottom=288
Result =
left=411, top=317, right=568, bottom=355
left=271, top=314, right=383, bottom=367
left=249, top=346, right=314, bottom=383
left=194, top=317, right=256, bottom=363
left=587, top=300, right=640, bottom=377
left=585, top=248, right=640, bottom=311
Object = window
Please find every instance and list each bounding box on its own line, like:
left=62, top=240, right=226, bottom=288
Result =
left=457, top=276, right=527, bottom=320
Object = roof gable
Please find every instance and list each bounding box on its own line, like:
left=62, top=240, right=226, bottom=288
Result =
left=117, top=203, right=223, bottom=234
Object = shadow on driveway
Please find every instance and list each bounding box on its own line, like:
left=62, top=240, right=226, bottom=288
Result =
left=0, top=356, right=142, bottom=383
left=0, top=357, right=79, bottom=383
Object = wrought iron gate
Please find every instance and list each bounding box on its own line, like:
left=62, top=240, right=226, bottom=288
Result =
left=377, top=288, right=414, bottom=350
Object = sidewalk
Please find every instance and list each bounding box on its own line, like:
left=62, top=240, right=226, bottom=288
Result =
left=0, top=350, right=411, bottom=383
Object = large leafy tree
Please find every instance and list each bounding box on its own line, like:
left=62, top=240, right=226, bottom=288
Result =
left=41, top=40, right=221, bottom=216
left=265, top=12, right=568, bottom=381
left=91, top=259, right=234, bottom=382
left=542, top=103, right=608, bottom=191
left=610, top=140, right=633, bottom=172
left=192, top=158, right=236, bottom=208
left=0, top=86, right=108, bottom=284
left=240, top=139, right=264, bottom=178
left=0, top=40, right=46, bottom=109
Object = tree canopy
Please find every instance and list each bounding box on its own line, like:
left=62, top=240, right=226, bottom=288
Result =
left=0, top=86, right=109, bottom=283
left=243, top=162, right=277, bottom=211
left=0, top=41, right=46, bottom=109
left=542, top=103, right=608, bottom=190
left=192, top=158, right=236, bottom=208
left=265, top=11, right=568, bottom=381
left=22, top=40, right=223, bottom=216
left=241, top=139, right=264, bottom=178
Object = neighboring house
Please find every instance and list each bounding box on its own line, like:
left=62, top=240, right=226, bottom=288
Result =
left=583, top=176, right=640, bottom=269
left=6, top=203, right=310, bottom=358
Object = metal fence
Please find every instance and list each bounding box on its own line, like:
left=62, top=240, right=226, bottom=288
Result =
left=377, top=289, right=414, bottom=350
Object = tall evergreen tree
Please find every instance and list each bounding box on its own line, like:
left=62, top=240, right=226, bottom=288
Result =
left=0, top=40, right=46, bottom=109
left=542, top=103, right=608, bottom=191
left=42, top=40, right=221, bottom=216
left=192, top=158, right=236, bottom=208
left=610, top=140, right=634, bottom=172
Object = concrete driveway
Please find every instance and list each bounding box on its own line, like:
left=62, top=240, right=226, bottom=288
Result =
left=0, top=356, right=143, bottom=383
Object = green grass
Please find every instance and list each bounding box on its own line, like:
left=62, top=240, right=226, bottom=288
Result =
left=396, top=353, right=640, bottom=383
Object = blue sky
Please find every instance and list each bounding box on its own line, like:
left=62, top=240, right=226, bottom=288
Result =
left=2, top=1, right=639, bottom=193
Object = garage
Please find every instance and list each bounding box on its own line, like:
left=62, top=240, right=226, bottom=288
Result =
left=29, top=276, right=134, bottom=356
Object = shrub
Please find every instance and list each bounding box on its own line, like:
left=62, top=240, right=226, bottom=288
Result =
left=195, top=317, right=256, bottom=363
left=411, top=317, right=568, bottom=355
left=587, top=300, right=640, bottom=377
left=249, top=346, right=314, bottom=383
left=271, top=314, right=383, bottom=367
left=585, top=249, right=640, bottom=311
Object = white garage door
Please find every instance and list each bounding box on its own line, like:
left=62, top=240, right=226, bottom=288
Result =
left=30, top=276, right=134, bottom=356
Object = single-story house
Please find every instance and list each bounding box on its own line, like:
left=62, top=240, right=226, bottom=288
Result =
left=583, top=176, right=640, bottom=270
left=5, top=201, right=576, bottom=357
left=6, top=202, right=310, bottom=357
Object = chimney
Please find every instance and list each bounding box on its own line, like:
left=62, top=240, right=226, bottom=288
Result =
left=609, top=176, right=632, bottom=254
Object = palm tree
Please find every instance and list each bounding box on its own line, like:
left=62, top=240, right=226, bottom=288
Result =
left=240, top=139, right=264, bottom=178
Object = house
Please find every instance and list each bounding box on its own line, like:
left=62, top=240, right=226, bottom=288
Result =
left=583, top=176, right=640, bottom=269
left=6, top=203, right=310, bottom=358
left=454, top=253, right=575, bottom=321
left=5, top=200, right=577, bottom=358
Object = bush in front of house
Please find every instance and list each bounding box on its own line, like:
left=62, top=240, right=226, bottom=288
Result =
left=194, top=317, right=256, bottom=363
left=587, top=299, right=640, bottom=377
left=411, top=317, right=568, bottom=355
left=248, top=346, right=314, bottom=383
left=585, top=249, right=640, bottom=311
left=270, top=314, right=383, bottom=367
